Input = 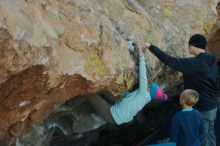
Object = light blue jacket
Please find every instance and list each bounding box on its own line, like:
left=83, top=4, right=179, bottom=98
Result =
left=110, top=56, right=151, bottom=125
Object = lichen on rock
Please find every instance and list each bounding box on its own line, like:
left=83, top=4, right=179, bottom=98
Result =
left=0, top=0, right=219, bottom=145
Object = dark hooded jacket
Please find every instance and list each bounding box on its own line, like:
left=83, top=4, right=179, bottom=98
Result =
left=149, top=45, right=218, bottom=112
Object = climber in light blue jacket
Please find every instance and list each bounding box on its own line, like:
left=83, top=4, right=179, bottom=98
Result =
left=87, top=45, right=167, bottom=125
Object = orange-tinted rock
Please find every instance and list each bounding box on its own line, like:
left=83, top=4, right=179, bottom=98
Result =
left=0, top=0, right=219, bottom=145
left=207, top=1, right=220, bottom=60
left=10, top=121, right=26, bottom=137
left=217, top=1, right=220, bottom=18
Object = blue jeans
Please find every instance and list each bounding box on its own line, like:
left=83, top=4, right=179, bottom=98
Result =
left=201, top=107, right=218, bottom=146
left=215, top=102, right=220, bottom=146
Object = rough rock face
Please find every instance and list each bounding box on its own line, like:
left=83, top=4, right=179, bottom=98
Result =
left=0, top=0, right=219, bottom=145
left=207, top=1, right=220, bottom=60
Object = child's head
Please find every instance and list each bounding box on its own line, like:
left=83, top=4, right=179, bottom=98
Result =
left=180, top=89, right=199, bottom=107
left=150, top=83, right=168, bottom=101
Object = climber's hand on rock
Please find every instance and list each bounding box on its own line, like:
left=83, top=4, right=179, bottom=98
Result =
left=138, top=47, right=144, bottom=57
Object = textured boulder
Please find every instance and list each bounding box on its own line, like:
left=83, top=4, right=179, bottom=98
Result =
left=207, top=1, right=220, bottom=60
left=0, top=0, right=219, bottom=145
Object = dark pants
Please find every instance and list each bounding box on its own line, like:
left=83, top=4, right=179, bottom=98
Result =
left=215, top=102, right=220, bottom=146
left=87, top=94, right=116, bottom=124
